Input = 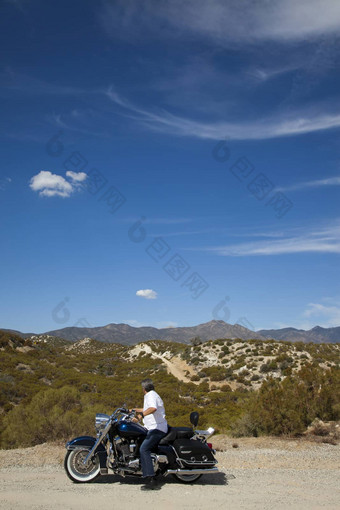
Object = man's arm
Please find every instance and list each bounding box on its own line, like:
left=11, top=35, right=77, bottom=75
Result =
left=130, top=407, right=157, bottom=416
left=142, top=407, right=157, bottom=416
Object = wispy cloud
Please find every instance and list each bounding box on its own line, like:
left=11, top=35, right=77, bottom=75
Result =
left=99, top=1, right=340, bottom=44
left=277, top=176, right=340, bottom=192
left=156, top=321, right=178, bottom=328
left=107, top=87, right=340, bottom=140
left=302, top=301, right=340, bottom=328
left=281, top=298, right=340, bottom=329
left=123, top=319, right=177, bottom=328
left=201, top=222, right=340, bottom=256
left=0, top=177, right=12, bottom=191
left=121, top=217, right=192, bottom=225
left=144, top=218, right=192, bottom=225
left=151, top=229, right=217, bottom=238
left=136, top=289, right=158, bottom=300
left=123, top=319, right=147, bottom=328
left=0, top=69, right=91, bottom=97
left=248, top=64, right=300, bottom=83
left=29, top=171, right=87, bottom=198
left=48, top=111, right=111, bottom=138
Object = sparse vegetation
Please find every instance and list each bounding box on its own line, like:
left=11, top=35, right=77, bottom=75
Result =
left=0, top=330, right=339, bottom=447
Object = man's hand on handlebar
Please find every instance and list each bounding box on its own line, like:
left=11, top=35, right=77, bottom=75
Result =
left=129, top=409, right=143, bottom=423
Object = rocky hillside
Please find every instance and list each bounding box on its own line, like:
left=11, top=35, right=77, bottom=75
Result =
left=177, top=338, right=339, bottom=388
left=1, top=330, right=339, bottom=447
left=2, top=330, right=338, bottom=391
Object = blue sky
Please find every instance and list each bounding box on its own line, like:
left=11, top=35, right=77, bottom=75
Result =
left=1, top=0, right=340, bottom=333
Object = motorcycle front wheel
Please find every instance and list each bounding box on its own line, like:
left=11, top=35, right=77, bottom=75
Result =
left=64, top=449, right=100, bottom=483
left=173, top=473, right=202, bottom=483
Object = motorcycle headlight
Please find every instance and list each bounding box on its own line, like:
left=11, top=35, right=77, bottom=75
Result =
left=95, top=413, right=109, bottom=433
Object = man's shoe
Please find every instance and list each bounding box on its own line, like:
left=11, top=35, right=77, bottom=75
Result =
left=141, top=476, right=160, bottom=491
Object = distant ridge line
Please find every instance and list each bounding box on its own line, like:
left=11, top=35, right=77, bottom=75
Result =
left=2, top=320, right=340, bottom=344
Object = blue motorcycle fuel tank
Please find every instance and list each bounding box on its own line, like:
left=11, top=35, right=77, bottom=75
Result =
left=117, top=421, right=147, bottom=439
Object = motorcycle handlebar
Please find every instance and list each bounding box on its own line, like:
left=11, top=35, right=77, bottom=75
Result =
left=111, top=407, right=132, bottom=417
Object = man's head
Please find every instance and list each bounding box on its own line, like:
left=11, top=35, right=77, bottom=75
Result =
left=141, top=378, right=154, bottom=393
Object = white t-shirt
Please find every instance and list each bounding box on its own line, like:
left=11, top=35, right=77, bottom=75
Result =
left=143, top=390, right=168, bottom=433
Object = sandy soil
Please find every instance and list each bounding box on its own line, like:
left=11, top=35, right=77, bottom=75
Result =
left=160, top=355, right=196, bottom=383
left=1, top=438, right=339, bottom=510
left=130, top=344, right=196, bottom=384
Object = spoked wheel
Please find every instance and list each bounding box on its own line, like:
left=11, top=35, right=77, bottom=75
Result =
left=64, top=449, right=100, bottom=483
left=173, top=473, right=202, bottom=483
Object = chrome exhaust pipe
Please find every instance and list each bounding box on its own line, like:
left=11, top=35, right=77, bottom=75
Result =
left=165, top=467, right=219, bottom=476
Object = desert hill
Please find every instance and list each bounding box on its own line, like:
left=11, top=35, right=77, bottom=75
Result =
left=1, top=329, right=339, bottom=450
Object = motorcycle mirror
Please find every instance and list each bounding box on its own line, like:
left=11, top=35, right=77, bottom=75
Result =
left=190, top=411, right=199, bottom=427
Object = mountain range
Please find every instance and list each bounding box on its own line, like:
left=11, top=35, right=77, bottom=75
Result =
left=2, top=320, right=340, bottom=345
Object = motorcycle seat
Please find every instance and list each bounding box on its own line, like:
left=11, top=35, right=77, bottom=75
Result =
left=159, top=426, right=177, bottom=445
left=159, top=426, right=194, bottom=445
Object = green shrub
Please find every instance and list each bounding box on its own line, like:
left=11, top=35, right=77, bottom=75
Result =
left=251, top=374, right=260, bottom=381
left=231, top=413, right=258, bottom=437
left=1, top=386, right=86, bottom=448
left=203, top=367, right=227, bottom=381
left=220, top=384, right=232, bottom=392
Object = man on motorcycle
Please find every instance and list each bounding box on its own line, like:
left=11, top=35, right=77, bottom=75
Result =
left=131, top=378, right=168, bottom=490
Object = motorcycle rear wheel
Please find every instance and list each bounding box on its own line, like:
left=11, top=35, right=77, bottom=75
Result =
left=173, top=473, right=202, bottom=483
left=64, top=449, right=100, bottom=483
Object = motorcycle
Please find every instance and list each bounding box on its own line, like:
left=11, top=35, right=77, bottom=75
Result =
left=64, top=407, right=218, bottom=484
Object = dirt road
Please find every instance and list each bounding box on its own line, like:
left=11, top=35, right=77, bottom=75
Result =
left=0, top=440, right=339, bottom=510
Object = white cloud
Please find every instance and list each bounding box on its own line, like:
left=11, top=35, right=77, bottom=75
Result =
left=66, top=171, right=88, bottom=183
left=277, top=298, right=340, bottom=329
left=29, top=171, right=73, bottom=198
left=136, top=289, right=158, bottom=300
left=29, top=170, right=87, bottom=198
left=303, top=301, right=340, bottom=327
left=277, top=176, right=340, bottom=192
left=203, top=222, right=340, bottom=256
left=284, top=299, right=340, bottom=329
left=107, top=88, right=340, bottom=140
left=100, top=1, right=340, bottom=44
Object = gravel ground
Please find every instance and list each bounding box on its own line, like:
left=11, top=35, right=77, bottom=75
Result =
left=0, top=438, right=339, bottom=510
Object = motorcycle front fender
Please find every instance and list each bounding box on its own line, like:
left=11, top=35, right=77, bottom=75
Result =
left=66, top=435, right=106, bottom=450
left=66, top=436, right=108, bottom=474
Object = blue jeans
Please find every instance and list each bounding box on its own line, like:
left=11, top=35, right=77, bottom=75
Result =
left=140, top=429, right=167, bottom=477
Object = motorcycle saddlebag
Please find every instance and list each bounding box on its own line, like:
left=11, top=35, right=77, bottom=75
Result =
left=173, top=438, right=216, bottom=467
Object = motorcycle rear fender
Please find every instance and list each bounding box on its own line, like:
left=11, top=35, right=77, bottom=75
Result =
left=66, top=436, right=108, bottom=473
